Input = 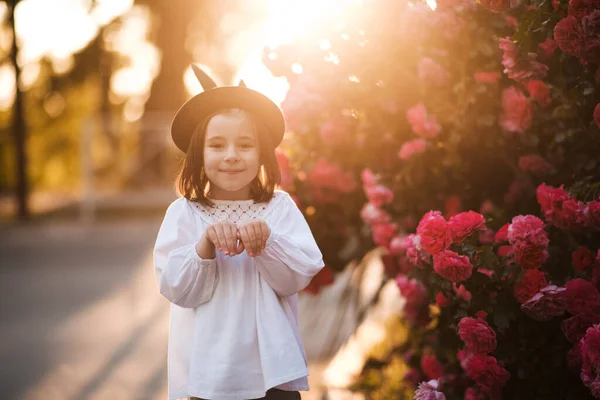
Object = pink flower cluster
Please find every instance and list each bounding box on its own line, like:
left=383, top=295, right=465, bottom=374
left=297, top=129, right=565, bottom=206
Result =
left=396, top=275, right=430, bottom=326
left=360, top=170, right=397, bottom=247
left=407, top=103, right=442, bottom=139
left=499, top=38, right=549, bottom=82
left=507, top=215, right=549, bottom=270
left=537, top=183, right=600, bottom=231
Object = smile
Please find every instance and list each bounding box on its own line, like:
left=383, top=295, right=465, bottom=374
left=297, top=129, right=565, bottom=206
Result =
left=220, top=170, right=244, bottom=174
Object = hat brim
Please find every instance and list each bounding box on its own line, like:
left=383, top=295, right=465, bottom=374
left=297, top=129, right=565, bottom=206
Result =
left=170, top=86, right=285, bottom=152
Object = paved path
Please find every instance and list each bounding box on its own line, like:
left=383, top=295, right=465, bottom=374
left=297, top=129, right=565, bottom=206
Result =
left=0, top=219, right=347, bottom=399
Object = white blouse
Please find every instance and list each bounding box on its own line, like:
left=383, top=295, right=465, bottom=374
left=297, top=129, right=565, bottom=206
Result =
left=153, top=190, right=325, bottom=400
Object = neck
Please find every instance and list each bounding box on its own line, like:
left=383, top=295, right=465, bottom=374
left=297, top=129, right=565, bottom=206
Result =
left=208, top=185, right=252, bottom=201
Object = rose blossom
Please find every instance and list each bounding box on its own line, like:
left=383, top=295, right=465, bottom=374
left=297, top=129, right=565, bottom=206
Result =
left=580, top=324, right=600, bottom=398
left=526, top=80, right=552, bottom=107
left=507, top=215, right=549, bottom=247
left=448, top=211, right=487, bottom=243
left=573, top=246, right=595, bottom=271
left=521, top=285, right=568, bottom=321
left=418, top=57, right=451, bottom=86
left=433, top=250, right=473, bottom=282
left=585, top=200, right=600, bottom=228
left=537, top=38, right=558, bottom=61
left=554, top=16, right=585, bottom=57
left=414, top=379, right=446, bottom=400
left=494, top=223, right=510, bottom=243
left=365, top=184, right=394, bottom=207
left=436, top=291, right=451, bottom=307
left=562, top=312, right=600, bottom=343
left=407, top=103, right=442, bottom=138
left=399, top=138, right=428, bottom=160
left=361, top=168, right=376, bottom=187
left=464, top=355, right=510, bottom=394
left=514, top=244, right=549, bottom=269
left=564, top=278, right=600, bottom=315
left=518, top=154, right=553, bottom=177
left=421, top=354, right=445, bottom=379
left=499, top=38, right=549, bottom=82
left=500, top=87, right=532, bottom=133
left=396, top=275, right=430, bottom=325
left=514, top=269, right=548, bottom=303
left=581, top=11, right=600, bottom=64
left=388, top=235, right=407, bottom=255
left=458, top=317, right=497, bottom=354
left=417, top=211, right=453, bottom=254
left=568, top=0, right=600, bottom=19
left=372, top=223, right=397, bottom=247
left=568, top=341, right=583, bottom=372
left=360, top=203, right=391, bottom=226
left=454, top=283, right=472, bottom=302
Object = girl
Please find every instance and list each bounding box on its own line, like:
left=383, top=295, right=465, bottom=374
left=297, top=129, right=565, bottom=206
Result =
left=153, top=65, right=324, bottom=400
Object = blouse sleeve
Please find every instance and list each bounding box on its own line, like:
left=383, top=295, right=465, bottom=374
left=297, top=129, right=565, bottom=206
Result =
left=255, top=193, right=325, bottom=297
left=153, top=198, right=219, bottom=308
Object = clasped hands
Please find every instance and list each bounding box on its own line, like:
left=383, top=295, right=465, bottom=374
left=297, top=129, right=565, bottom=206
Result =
left=199, top=220, right=270, bottom=258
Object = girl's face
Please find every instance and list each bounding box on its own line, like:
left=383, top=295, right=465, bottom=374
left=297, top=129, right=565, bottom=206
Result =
left=203, top=111, right=260, bottom=200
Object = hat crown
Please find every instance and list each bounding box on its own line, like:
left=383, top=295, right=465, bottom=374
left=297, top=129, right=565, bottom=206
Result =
left=191, top=64, right=217, bottom=91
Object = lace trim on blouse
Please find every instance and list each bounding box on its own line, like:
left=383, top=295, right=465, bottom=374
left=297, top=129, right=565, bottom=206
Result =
left=190, top=191, right=286, bottom=225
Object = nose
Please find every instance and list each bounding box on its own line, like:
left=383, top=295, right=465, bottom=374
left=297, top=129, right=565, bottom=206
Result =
left=224, top=145, right=240, bottom=163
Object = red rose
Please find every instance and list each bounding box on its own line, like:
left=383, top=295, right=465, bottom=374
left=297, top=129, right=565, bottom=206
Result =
left=500, top=87, right=532, bottom=133
left=536, top=183, right=570, bottom=220
left=448, top=211, right=487, bottom=243
left=556, top=199, right=587, bottom=230
left=494, top=223, right=510, bottom=243
left=454, top=283, right=473, bottom=302
left=433, top=250, right=473, bottom=282
left=521, top=285, right=568, bottom=321
left=564, top=278, right=600, bottom=315
left=562, top=312, right=600, bottom=343
left=514, top=269, right=548, bottom=303
left=573, top=246, right=595, bottom=271
left=417, top=211, right=453, bottom=254
left=497, top=245, right=515, bottom=258
left=518, top=154, right=552, bottom=177
left=514, top=244, right=549, bottom=269
left=507, top=215, right=549, bottom=248
left=458, top=317, right=497, bottom=354
left=421, top=354, right=445, bottom=379
left=586, top=200, right=600, bottom=228
left=568, top=0, right=600, bottom=19
left=465, top=355, right=510, bottom=394
left=582, top=11, right=600, bottom=64
left=554, top=16, right=585, bottom=57
left=537, top=38, right=558, bottom=61
left=526, top=80, right=552, bottom=107
left=580, top=324, right=600, bottom=398
left=436, top=291, right=451, bottom=307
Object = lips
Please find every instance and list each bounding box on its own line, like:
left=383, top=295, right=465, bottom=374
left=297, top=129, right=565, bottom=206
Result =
left=220, top=169, right=244, bottom=173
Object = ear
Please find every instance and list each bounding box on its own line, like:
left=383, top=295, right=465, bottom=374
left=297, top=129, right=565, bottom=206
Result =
left=238, top=79, right=246, bottom=87
left=191, top=64, right=218, bottom=91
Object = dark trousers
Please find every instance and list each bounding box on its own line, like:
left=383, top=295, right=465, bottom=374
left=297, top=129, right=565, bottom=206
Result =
left=191, top=388, right=301, bottom=400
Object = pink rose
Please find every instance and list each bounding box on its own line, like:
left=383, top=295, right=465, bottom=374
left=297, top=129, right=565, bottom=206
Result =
left=418, top=57, right=451, bottom=86
left=514, top=269, right=548, bottom=303
left=454, top=283, right=472, bottom=302
left=507, top=215, right=549, bottom=248
left=580, top=324, right=600, bottom=398
left=458, top=317, right=497, bottom=354
left=518, top=154, right=553, bottom=177
left=521, top=285, right=568, bottom=321
left=407, top=103, right=442, bottom=138
left=365, top=184, right=394, bottom=207
left=396, top=275, right=430, bottom=326
left=388, top=235, right=407, bottom=255
left=436, top=291, right=451, bottom=307
left=448, top=211, right=486, bottom=243
left=433, top=250, right=473, bottom=282
left=417, top=211, right=453, bottom=254
left=405, top=234, right=431, bottom=268
left=564, top=278, right=600, bottom=315
left=360, top=203, right=391, bottom=226
left=537, top=38, right=558, bottom=61
left=568, top=0, right=600, bottom=19
left=499, top=38, right=549, bottom=82
left=562, top=312, right=600, bottom=343
left=586, top=200, right=600, bottom=228
left=421, top=354, right=445, bottom=379
left=372, top=223, right=397, bottom=247
left=474, top=71, right=501, bottom=84
left=526, top=80, right=552, bottom=107
left=494, top=223, right=510, bottom=243
left=573, top=246, right=596, bottom=271
left=414, top=379, right=446, bottom=400
left=465, top=355, right=510, bottom=394
left=554, top=16, right=584, bottom=57
left=399, top=138, right=428, bottom=160
left=500, top=87, right=532, bottom=133
left=514, top=244, right=549, bottom=269
left=361, top=168, right=376, bottom=187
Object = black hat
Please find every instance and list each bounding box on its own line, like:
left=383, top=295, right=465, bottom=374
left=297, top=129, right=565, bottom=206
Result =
left=170, top=65, right=285, bottom=153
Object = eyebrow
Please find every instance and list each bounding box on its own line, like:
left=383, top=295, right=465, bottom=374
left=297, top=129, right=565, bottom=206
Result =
left=206, top=135, right=255, bottom=141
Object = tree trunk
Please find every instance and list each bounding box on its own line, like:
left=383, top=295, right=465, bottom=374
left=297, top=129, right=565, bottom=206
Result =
left=9, top=0, right=29, bottom=220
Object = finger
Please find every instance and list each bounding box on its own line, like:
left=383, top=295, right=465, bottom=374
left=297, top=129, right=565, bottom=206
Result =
left=225, top=224, right=236, bottom=255
left=216, top=225, right=229, bottom=255
left=243, top=226, right=257, bottom=257
left=259, top=222, right=269, bottom=251
left=238, top=225, right=251, bottom=256
left=206, top=227, right=219, bottom=249
left=250, top=224, right=261, bottom=255
left=235, top=239, right=245, bottom=255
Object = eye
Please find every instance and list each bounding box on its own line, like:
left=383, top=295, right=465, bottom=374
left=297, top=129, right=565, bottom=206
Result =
left=208, top=142, right=224, bottom=149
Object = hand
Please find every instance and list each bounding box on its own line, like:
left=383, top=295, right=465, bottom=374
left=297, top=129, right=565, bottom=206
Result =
left=206, top=221, right=244, bottom=256
left=237, top=219, right=270, bottom=257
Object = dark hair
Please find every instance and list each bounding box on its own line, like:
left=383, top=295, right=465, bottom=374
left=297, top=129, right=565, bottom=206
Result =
left=176, top=109, right=281, bottom=206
